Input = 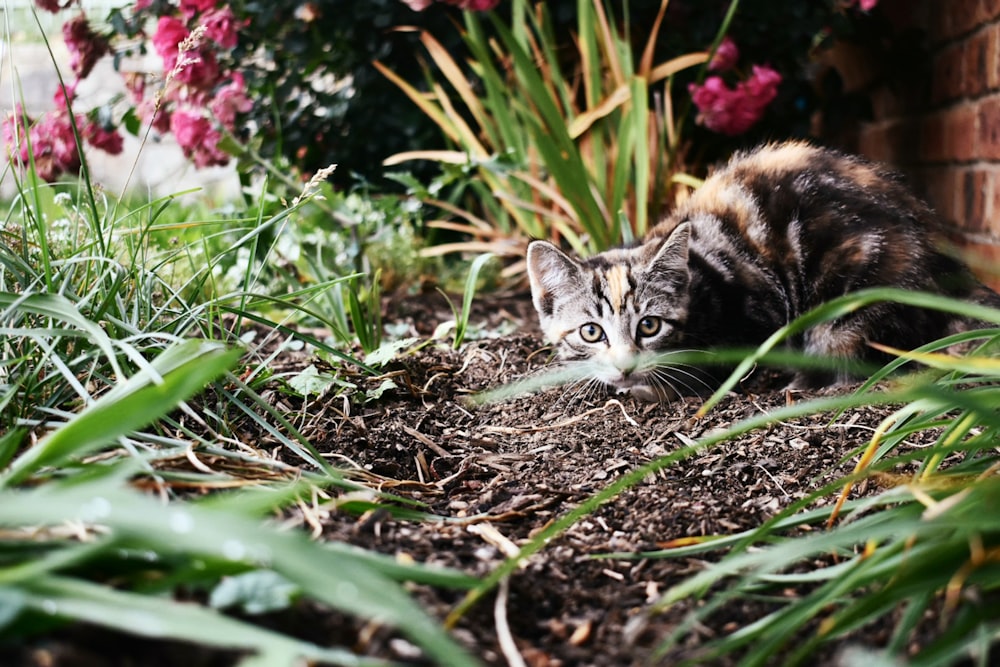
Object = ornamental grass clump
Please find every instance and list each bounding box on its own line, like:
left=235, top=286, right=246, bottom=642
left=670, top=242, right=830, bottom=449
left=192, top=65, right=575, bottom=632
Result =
left=381, top=0, right=714, bottom=260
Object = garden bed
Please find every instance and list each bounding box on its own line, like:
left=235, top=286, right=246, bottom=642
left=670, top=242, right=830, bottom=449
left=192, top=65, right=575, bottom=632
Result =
left=4, top=292, right=945, bottom=666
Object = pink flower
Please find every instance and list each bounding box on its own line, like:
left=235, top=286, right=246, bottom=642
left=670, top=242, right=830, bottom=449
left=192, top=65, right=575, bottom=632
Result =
left=34, top=0, right=65, bottom=12
left=63, top=14, right=110, bottom=78
left=709, top=36, right=739, bottom=72
left=202, top=6, right=241, bottom=50
left=688, top=65, right=782, bottom=136
left=174, top=48, right=221, bottom=89
left=152, top=15, right=189, bottom=71
left=82, top=119, right=124, bottom=155
left=450, top=0, right=501, bottom=9
left=745, top=64, right=782, bottom=99
left=845, top=0, right=878, bottom=10
left=180, top=0, right=217, bottom=19
left=40, top=114, right=80, bottom=176
left=210, top=73, right=253, bottom=129
left=170, top=108, right=229, bottom=168
left=137, top=98, right=172, bottom=134
left=53, top=82, right=77, bottom=112
left=134, top=0, right=153, bottom=10
left=401, top=0, right=434, bottom=9
left=6, top=112, right=81, bottom=182
left=2, top=107, right=31, bottom=157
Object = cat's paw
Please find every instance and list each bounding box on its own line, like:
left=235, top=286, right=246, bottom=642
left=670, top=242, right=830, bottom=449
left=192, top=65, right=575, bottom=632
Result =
left=624, top=384, right=679, bottom=402
left=784, top=369, right=854, bottom=393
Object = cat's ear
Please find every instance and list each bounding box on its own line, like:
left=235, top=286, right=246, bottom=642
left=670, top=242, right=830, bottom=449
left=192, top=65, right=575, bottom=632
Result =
left=526, top=241, right=582, bottom=316
left=648, top=222, right=691, bottom=280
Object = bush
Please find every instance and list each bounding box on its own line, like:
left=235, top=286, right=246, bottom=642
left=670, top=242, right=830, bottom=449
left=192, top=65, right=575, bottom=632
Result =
left=17, top=0, right=883, bottom=192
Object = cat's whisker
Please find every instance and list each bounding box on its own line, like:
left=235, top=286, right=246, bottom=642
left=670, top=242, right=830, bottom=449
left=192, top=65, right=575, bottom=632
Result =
left=652, top=363, right=716, bottom=396
left=657, top=364, right=715, bottom=393
left=580, top=377, right=607, bottom=407
left=551, top=367, right=603, bottom=411
left=558, top=378, right=587, bottom=409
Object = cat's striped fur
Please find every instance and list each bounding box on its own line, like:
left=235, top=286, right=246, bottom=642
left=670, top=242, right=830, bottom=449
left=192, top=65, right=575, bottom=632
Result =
left=527, top=141, right=1000, bottom=400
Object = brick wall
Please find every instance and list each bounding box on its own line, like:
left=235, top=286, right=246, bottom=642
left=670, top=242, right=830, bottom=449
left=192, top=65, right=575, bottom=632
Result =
left=848, top=0, right=1000, bottom=288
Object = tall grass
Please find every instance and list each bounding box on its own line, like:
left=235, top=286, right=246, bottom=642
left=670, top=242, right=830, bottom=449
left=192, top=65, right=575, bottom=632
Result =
left=379, top=0, right=712, bottom=261
left=0, top=160, right=481, bottom=662
left=0, top=9, right=478, bottom=651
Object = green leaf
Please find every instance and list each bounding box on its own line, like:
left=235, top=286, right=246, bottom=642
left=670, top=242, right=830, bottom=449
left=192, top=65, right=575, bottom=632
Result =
left=1, top=340, right=241, bottom=487
left=364, top=337, right=419, bottom=367
left=209, top=570, right=300, bottom=615
left=454, top=253, right=494, bottom=349
left=364, top=378, right=398, bottom=402
left=0, top=480, right=478, bottom=666
left=0, top=588, right=26, bottom=629
left=287, top=364, right=342, bottom=397
left=19, top=575, right=366, bottom=666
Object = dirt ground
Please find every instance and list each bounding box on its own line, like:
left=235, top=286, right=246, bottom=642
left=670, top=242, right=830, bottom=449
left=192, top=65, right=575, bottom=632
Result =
left=284, top=290, right=928, bottom=666
left=5, top=291, right=945, bottom=666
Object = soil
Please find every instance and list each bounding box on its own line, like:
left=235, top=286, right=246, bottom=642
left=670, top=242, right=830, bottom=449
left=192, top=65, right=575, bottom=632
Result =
left=4, top=291, right=947, bottom=667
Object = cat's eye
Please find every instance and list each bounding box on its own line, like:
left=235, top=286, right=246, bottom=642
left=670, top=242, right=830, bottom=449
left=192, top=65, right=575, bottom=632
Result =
left=579, top=323, right=606, bottom=343
left=637, top=316, right=662, bottom=338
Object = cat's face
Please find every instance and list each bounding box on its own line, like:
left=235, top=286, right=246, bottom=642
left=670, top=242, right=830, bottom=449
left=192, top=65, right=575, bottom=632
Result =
left=526, top=223, right=692, bottom=400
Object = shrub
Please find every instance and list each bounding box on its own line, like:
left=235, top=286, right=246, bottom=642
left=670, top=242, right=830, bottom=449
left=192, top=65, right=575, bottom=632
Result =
left=15, top=0, right=882, bottom=191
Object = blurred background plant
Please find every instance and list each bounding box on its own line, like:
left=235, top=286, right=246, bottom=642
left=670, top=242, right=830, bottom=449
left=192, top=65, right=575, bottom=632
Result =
left=382, top=0, right=711, bottom=261
left=19, top=0, right=885, bottom=193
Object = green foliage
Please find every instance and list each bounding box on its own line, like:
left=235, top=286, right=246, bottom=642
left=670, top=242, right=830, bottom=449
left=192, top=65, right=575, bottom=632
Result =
left=384, top=0, right=712, bottom=257
left=0, top=160, right=475, bottom=661
left=0, top=474, right=476, bottom=665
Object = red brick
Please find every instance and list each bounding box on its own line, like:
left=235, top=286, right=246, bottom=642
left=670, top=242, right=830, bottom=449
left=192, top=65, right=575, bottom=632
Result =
left=917, top=165, right=963, bottom=225
left=947, top=103, right=979, bottom=160
left=984, top=165, right=1000, bottom=226
left=957, top=168, right=989, bottom=230
left=953, top=0, right=986, bottom=39
left=951, top=238, right=1000, bottom=289
left=928, top=0, right=985, bottom=43
left=964, top=29, right=991, bottom=97
left=920, top=112, right=948, bottom=161
left=987, top=25, right=1000, bottom=90
left=976, top=94, right=1000, bottom=158
left=984, top=0, right=1000, bottom=21
left=931, top=42, right=966, bottom=105
left=948, top=167, right=968, bottom=224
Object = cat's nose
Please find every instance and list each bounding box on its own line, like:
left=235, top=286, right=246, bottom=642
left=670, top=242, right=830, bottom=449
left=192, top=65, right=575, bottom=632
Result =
left=612, top=351, right=638, bottom=376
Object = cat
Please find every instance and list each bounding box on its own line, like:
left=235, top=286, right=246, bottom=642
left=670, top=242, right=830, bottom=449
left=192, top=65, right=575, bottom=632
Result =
left=526, top=141, right=1000, bottom=401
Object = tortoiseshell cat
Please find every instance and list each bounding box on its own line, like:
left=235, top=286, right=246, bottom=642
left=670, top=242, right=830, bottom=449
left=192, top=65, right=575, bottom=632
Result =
left=527, top=141, right=1000, bottom=400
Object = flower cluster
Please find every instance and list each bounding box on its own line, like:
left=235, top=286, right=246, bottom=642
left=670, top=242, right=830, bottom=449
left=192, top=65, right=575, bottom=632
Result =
left=401, top=0, right=500, bottom=12
left=9, top=0, right=252, bottom=182
left=136, top=0, right=253, bottom=167
left=135, top=0, right=250, bottom=168
left=2, top=86, right=123, bottom=182
left=688, top=37, right=782, bottom=136
left=2, top=6, right=124, bottom=182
